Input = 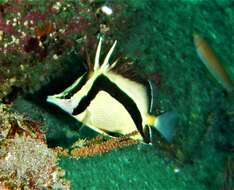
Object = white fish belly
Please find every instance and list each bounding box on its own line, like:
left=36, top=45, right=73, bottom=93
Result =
left=76, top=91, right=137, bottom=135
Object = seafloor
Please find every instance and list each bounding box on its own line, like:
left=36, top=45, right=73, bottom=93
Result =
left=0, top=0, right=233, bottom=190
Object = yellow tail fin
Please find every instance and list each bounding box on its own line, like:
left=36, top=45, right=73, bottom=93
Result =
left=147, top=112, right=177, bottom=142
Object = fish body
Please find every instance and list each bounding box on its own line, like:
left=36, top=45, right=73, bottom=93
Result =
left=47, top=38, right=177, bottom=143
left=193, top=33, right=234, bottom=92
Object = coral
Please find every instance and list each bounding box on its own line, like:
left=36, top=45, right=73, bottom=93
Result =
left=57, top=131, right=140, bottom=158
left=0, top=135, right=70, bottom=190
left=70, top=137, right=138, bottom=158
left=0, top=104, right=70, bottom=189
left=0, top=0, right=91, bottom=101
left=0, top=103, right=44, bottom=141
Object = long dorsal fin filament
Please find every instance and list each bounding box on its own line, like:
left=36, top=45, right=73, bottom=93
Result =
left=101, top=40, right=117, bottom=71
left=94, top=37, right=102, bottom=71
left=94, top=37, right=117, bottom=73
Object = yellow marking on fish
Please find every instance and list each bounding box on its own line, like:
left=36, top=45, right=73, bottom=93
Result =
left=193, top=33, right=234, bottom=92
left=146, top=114, right=156, bottom=126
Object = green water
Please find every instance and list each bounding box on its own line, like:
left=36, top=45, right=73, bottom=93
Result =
left=2, top=0, right=234, bottom=189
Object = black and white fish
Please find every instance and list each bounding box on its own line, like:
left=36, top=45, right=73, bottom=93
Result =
left=47, top=37, right=177, bottom=144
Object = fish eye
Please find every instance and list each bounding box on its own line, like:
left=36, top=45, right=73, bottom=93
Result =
left=62, top=72, right=89, bottom=99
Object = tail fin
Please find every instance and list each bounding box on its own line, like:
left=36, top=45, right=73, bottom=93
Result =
left=151, top=112, right=177, bottom=142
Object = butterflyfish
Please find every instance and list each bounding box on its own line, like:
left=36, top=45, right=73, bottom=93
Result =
left=193, top=33, right=234, bottom=92
left=47, top=37, right=177, bottom=144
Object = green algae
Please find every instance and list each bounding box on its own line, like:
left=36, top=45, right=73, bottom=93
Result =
left=59, top=145, right=207, bottom=190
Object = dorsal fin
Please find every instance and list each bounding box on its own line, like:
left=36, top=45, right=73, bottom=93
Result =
left=94, top=37, right=102, bottom=71
left=112, top=60, right=146, bottom=85
left=93, top=37, right=117, bottom=72
left=101, top=40, right=117, bottom=70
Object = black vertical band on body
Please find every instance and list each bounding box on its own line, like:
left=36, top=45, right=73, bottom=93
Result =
left=72, top=74, right=150, bottom=143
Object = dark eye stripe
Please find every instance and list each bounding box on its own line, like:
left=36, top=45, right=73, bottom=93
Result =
left=72, top=74, right=150, bottom=143
left=63, top=73, right=88, bottom=99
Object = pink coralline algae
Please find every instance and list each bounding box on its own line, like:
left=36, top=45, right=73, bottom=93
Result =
left=0, top=14, right=16, bottom=34
left=0, top=1, right=92, bottom=59
left=0, top=0, right=128, bottom=101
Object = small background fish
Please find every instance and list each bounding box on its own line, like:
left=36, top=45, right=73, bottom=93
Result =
left=193, top=33, right=234, bottom=92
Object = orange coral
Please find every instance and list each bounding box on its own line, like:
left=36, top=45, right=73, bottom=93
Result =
left=57, top=131, right=140, bottom=158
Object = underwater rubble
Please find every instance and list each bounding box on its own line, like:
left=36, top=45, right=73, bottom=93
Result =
left=0, top=104, right=70, bottom=189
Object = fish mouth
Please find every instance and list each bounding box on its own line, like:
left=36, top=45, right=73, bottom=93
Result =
left=46, top=95, right=57, bottom=104
left=46, top=95, right=62, bottom=108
